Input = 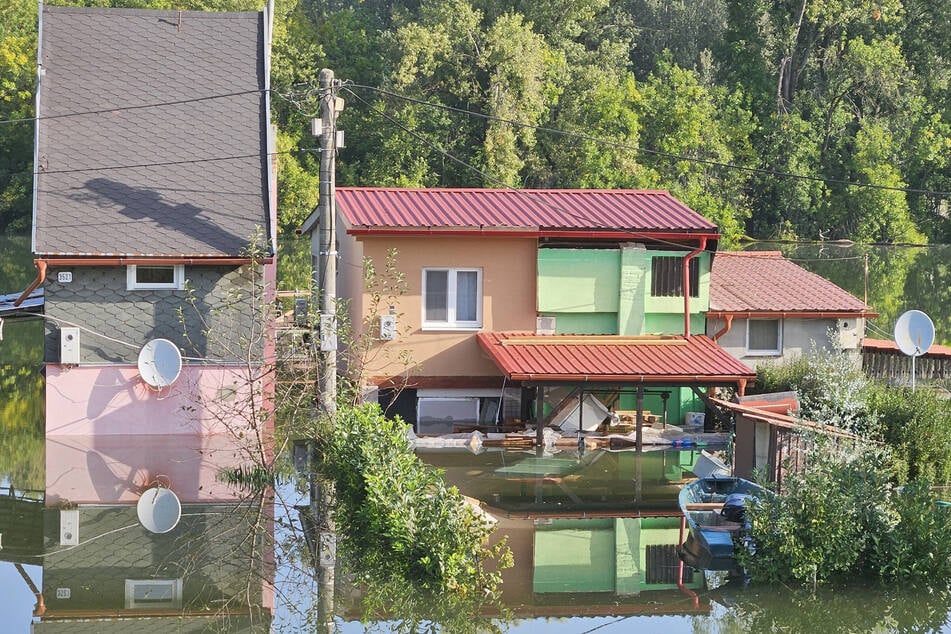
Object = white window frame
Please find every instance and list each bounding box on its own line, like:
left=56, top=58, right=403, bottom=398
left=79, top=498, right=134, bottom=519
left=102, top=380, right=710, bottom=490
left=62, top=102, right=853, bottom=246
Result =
left=746, top=318, right=782, bottom=356
left=124, top=578, right=183, bottom=609
left=126, top=264, right=185, bottom=291
left=421, top=267, right=483, bottom=330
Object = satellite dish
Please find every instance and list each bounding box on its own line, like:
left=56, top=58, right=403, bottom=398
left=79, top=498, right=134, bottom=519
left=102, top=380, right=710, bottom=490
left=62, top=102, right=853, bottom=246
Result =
left=894, top=310, right=935, bottom=357
left=137, top=339, right=182, bottom=388
left=136, top=486, right=181, bottom=534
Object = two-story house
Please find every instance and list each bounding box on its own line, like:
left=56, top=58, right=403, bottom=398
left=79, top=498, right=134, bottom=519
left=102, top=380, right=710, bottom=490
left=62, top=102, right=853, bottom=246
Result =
left=19, top=5, right=277, bottom=448
left=334, top=188, right=754, bottom=435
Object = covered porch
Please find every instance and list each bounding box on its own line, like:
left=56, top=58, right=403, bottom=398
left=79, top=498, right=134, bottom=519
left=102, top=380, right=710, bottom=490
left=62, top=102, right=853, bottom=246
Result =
left=477, top=333, right=756, bottom=449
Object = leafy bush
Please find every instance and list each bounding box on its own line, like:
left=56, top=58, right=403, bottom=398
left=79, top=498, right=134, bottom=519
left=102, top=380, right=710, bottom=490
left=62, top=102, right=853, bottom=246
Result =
left=866, top=384, right=951, bottom=486
left=316, top=403, right=512, bottom=602
left=740, top=442, right=951, bottom=588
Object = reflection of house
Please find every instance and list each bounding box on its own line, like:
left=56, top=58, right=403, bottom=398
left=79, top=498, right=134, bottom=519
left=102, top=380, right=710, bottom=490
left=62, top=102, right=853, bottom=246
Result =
left=707, top=252, right=876, bottom=369
left=24, top=5, right=276, bottom=438
left=34, top=501, right=273, bottom=632
left=334, top=188, right=754, bottom=434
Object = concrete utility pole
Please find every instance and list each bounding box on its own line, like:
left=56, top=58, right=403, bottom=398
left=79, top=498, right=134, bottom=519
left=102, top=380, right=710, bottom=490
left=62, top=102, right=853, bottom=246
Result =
left=311, top=67, right=343, bottom=634
left=315, top=68, right=343, bottom=418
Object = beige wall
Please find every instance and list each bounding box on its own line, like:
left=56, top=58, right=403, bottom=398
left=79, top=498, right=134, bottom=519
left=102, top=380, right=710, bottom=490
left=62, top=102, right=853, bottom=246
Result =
left=344, top=234, right=539, bottom=382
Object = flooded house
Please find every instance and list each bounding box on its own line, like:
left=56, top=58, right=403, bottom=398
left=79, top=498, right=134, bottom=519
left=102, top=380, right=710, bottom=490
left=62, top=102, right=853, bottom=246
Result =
left=329, top=187, right=755, bottom=439
left=8, top=4, right=279, bottom=627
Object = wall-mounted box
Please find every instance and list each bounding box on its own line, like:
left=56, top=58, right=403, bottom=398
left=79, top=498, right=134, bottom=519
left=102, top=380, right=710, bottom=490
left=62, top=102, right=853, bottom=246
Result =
left=60, top=327, right=80, bottom=364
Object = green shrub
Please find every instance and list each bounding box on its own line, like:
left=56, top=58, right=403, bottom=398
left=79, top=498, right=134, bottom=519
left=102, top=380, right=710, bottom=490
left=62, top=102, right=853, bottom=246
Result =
left=316, top=403, right=512, bottom=600
left=741, top=442, right=951, bottom=588
left=867, top=384, right=951, bottom=486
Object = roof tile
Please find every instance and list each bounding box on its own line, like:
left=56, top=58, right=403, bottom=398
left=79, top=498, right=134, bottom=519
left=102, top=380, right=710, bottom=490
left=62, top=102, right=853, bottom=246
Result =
left=35, top=6, right=271, bottom=257
left=709, top=251, right=872, bottom=314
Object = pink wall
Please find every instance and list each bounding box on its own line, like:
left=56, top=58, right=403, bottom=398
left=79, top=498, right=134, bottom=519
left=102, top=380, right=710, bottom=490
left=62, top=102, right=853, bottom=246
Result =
left=46, top=364, right=270, bottom=436
left=45, top=433, right=252, bottom=504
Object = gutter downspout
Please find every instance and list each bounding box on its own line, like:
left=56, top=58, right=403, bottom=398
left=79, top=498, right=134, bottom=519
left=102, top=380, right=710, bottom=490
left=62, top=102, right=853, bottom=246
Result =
left=15, top=563, right=45, bottom=617
left=12, top=260, right=47, bottom=307
left=683, top=237, right=707, bottom=337
left=712, top=314, right=734, bottom=342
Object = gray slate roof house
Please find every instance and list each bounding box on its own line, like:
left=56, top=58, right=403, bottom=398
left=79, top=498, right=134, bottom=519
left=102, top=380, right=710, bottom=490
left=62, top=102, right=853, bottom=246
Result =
left=34, top=5, right=274, bottom=257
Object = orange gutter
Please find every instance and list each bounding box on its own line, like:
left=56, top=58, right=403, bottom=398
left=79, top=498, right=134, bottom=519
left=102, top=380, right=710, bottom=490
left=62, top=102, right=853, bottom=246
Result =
left=712, top=314, right=733, bottom=342
left=682, top=237, right=707, bottom=337
left=12, top=260, right=47, bottom=307
left=15, top=563, right=45, bottom=617
left=12, top=256, right=272, bottom=307
left=706, top=310, right=878, bottom=319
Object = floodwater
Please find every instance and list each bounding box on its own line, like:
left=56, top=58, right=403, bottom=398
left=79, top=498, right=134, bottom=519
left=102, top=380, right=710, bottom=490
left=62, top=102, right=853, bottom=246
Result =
left=3, top=234, right=951, bottom=632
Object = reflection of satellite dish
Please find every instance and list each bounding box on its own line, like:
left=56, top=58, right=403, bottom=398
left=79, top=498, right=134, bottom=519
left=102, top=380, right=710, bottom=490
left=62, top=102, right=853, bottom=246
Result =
left=137, top=339, right=182, bottom=388
left=894, top=310, right=935, bottom=357
left=136, top=487, right=182, bottom=534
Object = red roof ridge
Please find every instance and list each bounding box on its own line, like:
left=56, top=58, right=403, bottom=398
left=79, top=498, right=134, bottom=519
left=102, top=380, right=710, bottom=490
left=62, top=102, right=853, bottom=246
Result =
left=336, top=186, right=674, bottom=195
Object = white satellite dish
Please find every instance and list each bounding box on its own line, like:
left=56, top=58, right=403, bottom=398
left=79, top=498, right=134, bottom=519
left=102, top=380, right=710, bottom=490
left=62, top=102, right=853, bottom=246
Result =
left=136, top=486, right=182, bottom=534
left=137, top=338, right=182, bottom=388
left=894, top=310, right=935, bottom=357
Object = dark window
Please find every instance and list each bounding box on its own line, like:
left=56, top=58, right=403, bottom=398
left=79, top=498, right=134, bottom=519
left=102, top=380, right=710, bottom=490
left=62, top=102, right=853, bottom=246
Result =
left=650, top=256, right=700, bottom=297
left=136, top=266, right=175, bottom=285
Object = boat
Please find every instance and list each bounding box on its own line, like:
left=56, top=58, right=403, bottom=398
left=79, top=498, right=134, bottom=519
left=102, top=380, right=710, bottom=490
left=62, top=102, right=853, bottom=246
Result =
left=678, top=476, right=766, bottom=571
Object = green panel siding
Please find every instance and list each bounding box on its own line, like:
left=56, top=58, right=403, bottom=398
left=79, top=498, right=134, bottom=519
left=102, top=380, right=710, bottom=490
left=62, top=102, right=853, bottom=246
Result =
left=643, top=251, right=711, bottom=322
left=618, top=245, right=649, bottom=335
left=537, top=249, right=620, bottom=313
left=643, top=312, right=706, bottom=336
left=543, top=312, right=618, bottom=335
left=533, top=520, right=616, bottom=593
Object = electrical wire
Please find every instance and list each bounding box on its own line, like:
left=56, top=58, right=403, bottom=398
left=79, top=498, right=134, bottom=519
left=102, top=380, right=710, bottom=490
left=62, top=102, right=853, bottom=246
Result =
left=347, top=83, right=951, bottom=198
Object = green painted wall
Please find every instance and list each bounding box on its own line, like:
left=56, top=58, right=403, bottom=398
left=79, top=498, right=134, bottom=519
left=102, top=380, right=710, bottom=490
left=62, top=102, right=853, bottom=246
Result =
left=533, top=519, right=616, bottom=593
left=546, top=312, right=617, bottom=335
left=537, top=247, right=711, bottom=337
left=537, top=249, right=620, bottom=313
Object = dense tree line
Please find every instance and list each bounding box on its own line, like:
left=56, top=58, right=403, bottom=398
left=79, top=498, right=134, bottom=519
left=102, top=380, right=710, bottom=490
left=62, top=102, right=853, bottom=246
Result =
left=2, top=0, right=950, bottom=245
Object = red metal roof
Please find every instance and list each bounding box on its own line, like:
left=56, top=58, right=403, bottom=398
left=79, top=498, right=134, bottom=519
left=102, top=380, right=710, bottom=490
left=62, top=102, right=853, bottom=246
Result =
left=337, top=187, right=718, bottom=235
left=863, top=337, right=951, bottom=358
left=477, top=333, right=755, bottom=384
left=708, top=251, right=875, bottom=316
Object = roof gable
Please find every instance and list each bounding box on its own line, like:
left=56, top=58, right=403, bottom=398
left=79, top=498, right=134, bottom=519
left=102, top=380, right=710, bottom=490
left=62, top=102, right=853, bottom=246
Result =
left=337, top=187, right=719, bottom=235
left=34, top=6, right=272, bottom=258
left=708, top=251, right=873, bottom=315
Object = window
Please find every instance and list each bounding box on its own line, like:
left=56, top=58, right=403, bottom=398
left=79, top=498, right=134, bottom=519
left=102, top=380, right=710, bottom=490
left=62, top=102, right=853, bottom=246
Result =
left=650, top=256, right=700, bottom=298
left=124, top=579, right=183, bottom=609
left=126, top=265, right=184, bottom=290
left=422, top=268, right=482, bottom=329
left=417, top=397, right=480, bottom=434
left=747, top=319, right=782, bottom=355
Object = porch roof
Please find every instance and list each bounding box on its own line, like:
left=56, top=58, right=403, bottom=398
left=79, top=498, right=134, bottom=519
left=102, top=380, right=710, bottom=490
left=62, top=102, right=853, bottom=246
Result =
left=477, top=333, right=755, bottom=386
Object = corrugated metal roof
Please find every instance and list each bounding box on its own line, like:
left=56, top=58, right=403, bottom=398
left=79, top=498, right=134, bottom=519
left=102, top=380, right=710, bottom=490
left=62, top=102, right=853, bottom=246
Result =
left=477, top=333, right=755, bottom=384
left=34, top=6, right=271, bottom=257
left=709, top=251, right=873, bottom=315
left=863, top=337, right=951, bottom=358
left=337, top=187, right=718, bottom=234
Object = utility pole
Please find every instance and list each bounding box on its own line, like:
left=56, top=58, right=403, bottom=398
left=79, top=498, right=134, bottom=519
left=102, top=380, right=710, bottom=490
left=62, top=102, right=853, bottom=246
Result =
left=310, top=67, right=343, bottom=634
left=315, top=67, right=343, bottom=419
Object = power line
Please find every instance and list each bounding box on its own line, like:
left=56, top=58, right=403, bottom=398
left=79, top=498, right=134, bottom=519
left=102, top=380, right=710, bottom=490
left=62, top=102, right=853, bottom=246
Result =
left=0, top=87, right=316, bottom=127
left=347, top=83, right=951, bottom=198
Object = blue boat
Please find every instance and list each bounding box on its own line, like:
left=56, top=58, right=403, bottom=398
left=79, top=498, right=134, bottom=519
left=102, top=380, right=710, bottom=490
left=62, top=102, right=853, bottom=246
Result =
left=678, top=476, right=766, bottom=571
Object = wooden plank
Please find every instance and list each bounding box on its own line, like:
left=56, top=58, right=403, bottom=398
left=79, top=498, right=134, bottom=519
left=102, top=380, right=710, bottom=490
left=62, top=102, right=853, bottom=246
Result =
left=684, top=502, right=724, bottom=510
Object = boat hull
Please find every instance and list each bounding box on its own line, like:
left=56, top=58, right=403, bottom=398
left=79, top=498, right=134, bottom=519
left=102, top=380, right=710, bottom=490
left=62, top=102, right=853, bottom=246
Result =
left=678, top=476, right=765, bottom=571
